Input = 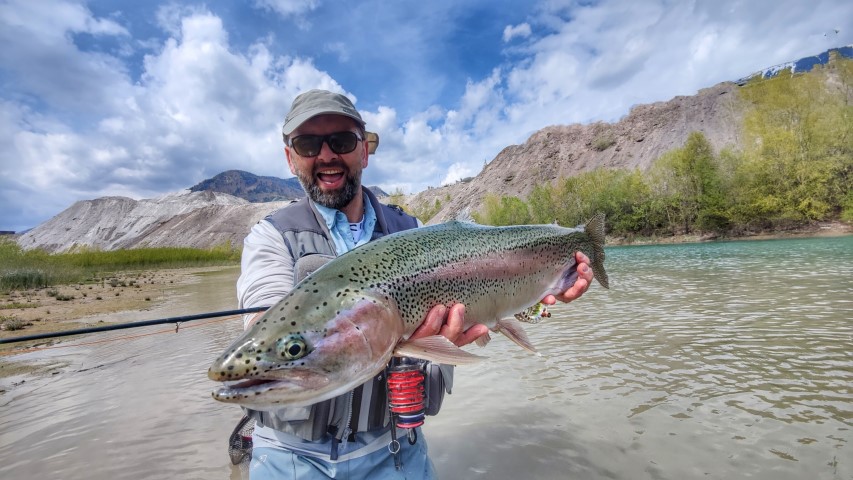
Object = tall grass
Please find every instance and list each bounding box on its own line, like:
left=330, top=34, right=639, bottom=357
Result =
left=0, top=238, right=240, bottom=293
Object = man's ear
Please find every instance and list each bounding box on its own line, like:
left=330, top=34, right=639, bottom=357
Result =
left=285, top=146, right=297, bottom=175
left=361, top=137, right=369, bottom=168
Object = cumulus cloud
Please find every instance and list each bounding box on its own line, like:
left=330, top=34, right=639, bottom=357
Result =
left=0, top=3, right=346, bottom=230
left=503, top=23, right=532, bottom=42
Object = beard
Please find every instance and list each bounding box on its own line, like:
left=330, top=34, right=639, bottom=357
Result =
left=295, top=164, right=362, bottom=210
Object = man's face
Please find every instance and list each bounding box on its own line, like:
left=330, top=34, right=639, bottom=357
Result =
left=286, top=114, right=368, bottom=210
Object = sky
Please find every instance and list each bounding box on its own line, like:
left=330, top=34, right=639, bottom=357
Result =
left=1, top=0, right=851, bottom=232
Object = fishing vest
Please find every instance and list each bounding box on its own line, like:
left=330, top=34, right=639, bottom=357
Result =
left=247, top=188, right=451, bottom=443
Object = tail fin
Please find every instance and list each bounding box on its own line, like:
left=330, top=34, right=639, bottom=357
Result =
left=585, top=213, right=609, bottom=289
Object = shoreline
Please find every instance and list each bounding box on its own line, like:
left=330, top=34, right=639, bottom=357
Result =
left=607, top=221, right=852, bottom=246
left=0, top=265, right=239, bottom=378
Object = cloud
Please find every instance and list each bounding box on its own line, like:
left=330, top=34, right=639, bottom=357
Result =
left=1, top=0, right=852, bottom=231
left=0, top=4, right=347, bottom=230
left=503, top=23, right=532, bottom=43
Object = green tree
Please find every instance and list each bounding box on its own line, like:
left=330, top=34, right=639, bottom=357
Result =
left=473, top=195, right=532, bottom=226
left=738, top=59, right=853, bottom=224
left=648, top=132, right=727, bottom=233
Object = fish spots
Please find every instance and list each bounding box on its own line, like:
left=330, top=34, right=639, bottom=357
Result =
left=291, top=321, right=297, bottom=326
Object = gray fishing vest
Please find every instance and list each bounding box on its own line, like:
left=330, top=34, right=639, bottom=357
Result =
left=248, top=188, right=451, bottom=442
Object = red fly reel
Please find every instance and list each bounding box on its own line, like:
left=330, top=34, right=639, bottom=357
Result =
left=387, top=360, right=426, bottom=429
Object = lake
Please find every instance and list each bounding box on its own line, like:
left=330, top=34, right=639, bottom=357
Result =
left=1, top=236, right=850, bottom=479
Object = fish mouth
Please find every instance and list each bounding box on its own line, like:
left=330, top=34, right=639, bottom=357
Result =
left=211, top=369, right=333, bottom=408
left=213, top=378, right=286, bottom=401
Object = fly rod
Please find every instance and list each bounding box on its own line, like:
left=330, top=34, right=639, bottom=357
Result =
left=0, top=306, right=269, bottom=345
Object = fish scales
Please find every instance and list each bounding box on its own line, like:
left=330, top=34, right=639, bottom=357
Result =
left=209, top=214, right=608, bottom=409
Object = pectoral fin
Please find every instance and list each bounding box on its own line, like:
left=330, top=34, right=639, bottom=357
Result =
left=496, top=317, right=540, bottom=355
left=395, top=336, right=486, bottom=364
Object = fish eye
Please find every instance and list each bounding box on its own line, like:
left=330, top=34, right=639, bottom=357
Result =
left=279, top=335, right=308, bottom=360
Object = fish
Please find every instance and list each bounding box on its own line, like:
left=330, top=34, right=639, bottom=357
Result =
left=208, top=213, right=609, bottom=410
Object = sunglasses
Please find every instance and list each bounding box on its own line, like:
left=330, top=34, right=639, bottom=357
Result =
left=289, top=131, right=363, bottom=157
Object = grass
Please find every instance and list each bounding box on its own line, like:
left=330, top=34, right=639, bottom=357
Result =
left=0, top=302, right=39, bottom=310
left=0, top=238, right=240, bottom=293
left=1, top=316, right=27, bottom=331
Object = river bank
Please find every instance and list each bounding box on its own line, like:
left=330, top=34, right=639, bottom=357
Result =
left=607, top=220, right=852, bottom=245
left=0, top=265, right=240, bottom=377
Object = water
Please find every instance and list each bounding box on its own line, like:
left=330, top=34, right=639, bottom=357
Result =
left=1, top=237, right=851, bottom=479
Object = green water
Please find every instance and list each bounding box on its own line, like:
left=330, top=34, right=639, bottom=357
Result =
left=426, top=235, right=853, bottom=479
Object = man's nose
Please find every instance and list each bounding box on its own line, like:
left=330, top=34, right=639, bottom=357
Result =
left=315, top=139, right=338, bottom=160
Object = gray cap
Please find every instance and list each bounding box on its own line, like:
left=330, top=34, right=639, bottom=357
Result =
left=282, top=89, right=365, bottom=138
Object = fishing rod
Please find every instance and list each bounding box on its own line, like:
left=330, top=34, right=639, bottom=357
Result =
left=0, top=306, right=269, bottom=345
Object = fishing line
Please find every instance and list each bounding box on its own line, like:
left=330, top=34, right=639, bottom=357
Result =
left=0, top=314, right=242, bottom=356
left=0, top=306, right=268, bottom=354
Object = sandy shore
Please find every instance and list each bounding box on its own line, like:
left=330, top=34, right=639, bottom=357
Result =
left=0, top=266, right=236, bottom=378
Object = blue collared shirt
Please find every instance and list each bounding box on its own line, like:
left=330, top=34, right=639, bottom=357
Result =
left=313, top=193, right=377, bottom=256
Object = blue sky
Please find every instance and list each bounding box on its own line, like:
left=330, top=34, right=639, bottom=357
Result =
left=1, top=0, right=850, bottom=232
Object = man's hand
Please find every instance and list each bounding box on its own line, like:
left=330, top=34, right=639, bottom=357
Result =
left=410, top=303, right=489, bottom=347
left=541, top=251, right=594, bottom=305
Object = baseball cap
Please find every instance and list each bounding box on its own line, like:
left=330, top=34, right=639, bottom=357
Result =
left=282, top=89, right=366, bottom=138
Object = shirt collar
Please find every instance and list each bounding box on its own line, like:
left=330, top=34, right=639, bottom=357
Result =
left=313, top=192, right=377, bottom=255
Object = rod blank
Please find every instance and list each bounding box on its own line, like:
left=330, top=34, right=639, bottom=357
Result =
left=0, top=306, right=269, bottom=345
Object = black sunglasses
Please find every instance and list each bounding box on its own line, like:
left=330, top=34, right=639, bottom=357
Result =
left=289, top=131, right=362, bottom=157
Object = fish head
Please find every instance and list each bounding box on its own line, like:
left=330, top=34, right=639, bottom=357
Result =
left=208, top=290, right=403, bottom=410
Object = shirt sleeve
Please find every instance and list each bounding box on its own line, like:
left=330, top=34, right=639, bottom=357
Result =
left=236, top=220, right=295, bottom=329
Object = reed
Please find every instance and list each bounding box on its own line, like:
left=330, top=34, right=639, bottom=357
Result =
left=0, top=238, right=240, bottom=293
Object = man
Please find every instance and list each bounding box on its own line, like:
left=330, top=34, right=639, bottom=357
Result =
left=236, top=89, right=594, bottom=479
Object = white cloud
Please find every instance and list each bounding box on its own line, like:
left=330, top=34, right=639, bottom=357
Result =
left=0, top=4, right=350, bottom=230
left=503, top=22, right=532, bottom=42
left=2, top=0, right=852, bottom=231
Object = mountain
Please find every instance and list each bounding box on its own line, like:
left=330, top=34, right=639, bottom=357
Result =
left=736, top=45, right=852, bottom=84
left=406, top=46, right=852, bottom=224
left=189, top=169, right=388, bottom=202
left=15, top=190, right=287, bottom=252
left=407, top=81, right=742, bottom=223
left=18, top=177, right=390, bottom=252
left=189, top=170, right=304, bottom=202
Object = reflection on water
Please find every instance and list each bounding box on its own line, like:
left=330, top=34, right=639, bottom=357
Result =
left=1, top=238, right=851, bottom=479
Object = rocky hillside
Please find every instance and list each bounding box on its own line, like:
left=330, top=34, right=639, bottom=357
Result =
left=407, top=82, right=741, bottom=223
left=17, top=190, right=290, bottom=252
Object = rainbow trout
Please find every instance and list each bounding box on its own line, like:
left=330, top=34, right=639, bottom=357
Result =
left=209, top=214, right=608, bottom=409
